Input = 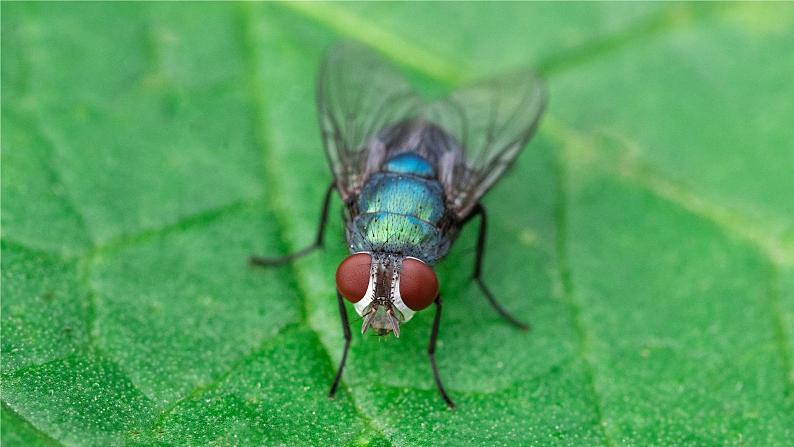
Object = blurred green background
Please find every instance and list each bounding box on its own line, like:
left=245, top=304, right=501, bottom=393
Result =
left=2, top=2, right=793, bottom=446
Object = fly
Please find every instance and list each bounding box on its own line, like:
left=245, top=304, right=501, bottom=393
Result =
left=250, top=42, right=546, bottom=408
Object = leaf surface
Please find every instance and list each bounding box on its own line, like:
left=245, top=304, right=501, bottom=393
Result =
left=2, top=3, right=792, bottom=446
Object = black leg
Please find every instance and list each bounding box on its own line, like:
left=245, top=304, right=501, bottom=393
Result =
left=249, top=182, right=335, bottom=266
left=329, top=290, right=352, bottom=399
left=428, top=296, right=455, bottom=408
left=465, top=203, right=530, bottom=331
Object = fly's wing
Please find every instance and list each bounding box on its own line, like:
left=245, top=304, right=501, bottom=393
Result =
left=422, top=71, right=547, bottom=219
left=318, top=42, right=421, bottom=202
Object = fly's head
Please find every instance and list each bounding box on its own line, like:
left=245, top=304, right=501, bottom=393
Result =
left=335, top=252, right=438, bottom=337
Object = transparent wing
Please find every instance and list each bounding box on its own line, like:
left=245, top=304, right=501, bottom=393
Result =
left=318, top=42, right=421, bottom=201
left=422, top=71, right=547, bottom=218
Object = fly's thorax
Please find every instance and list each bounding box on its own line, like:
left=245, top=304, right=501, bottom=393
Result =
left=347, top=169, right=451, bottom=263
left=347, top=213, right=447, bottom=262
left=358, top=172, right=445, bottom=224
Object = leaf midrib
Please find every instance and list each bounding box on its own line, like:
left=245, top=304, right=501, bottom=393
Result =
left=235, top=3, right=390, bottom=444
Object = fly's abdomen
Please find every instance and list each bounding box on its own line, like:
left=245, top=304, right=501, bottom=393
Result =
left=348, top=154, right=449, bottom=262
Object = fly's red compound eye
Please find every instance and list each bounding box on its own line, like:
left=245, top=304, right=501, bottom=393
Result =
left=399, top=258, right=438, bottom=311
left=336, top=253, right=372, bottom=303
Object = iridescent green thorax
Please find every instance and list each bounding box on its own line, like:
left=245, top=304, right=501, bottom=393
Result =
left=359, top=174, right=444, bottom=223
left=348, top=153, right=450, bottom=263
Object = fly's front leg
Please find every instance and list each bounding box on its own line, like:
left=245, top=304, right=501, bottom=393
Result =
left=428, top=295, right=455, bottom=408
left=329, top=290, right=352, bottom=399
left=464, top=203, right=530, bottom=331
left=249, top=182, right=335, bottom=267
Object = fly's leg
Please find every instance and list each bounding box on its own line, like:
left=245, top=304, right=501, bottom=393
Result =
left=464, top=203, right=530, bottom=331
left=329, top=290, right=352, bottom=399
left=249, top=182, right=335, bottom=267
left=429, top=296, right=455, bottom=408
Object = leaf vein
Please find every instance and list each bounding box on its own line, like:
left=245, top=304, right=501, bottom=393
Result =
left=142, top=322, right=304, bottom=436
left=553, top=144, right=613, bottom=446
left=545, top=116, right=794, bottom=403
left=30, top=115, right=95, bottom=250
left=1, top=402, right=67, bottom=447
left=537, top=3, right=728, bottom=76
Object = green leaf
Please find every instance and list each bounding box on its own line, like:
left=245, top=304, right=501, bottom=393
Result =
left=2, top=2, right=792, bottom=446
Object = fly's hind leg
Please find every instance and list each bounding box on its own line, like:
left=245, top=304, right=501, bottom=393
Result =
left=248, top=182, right=335, bottom=267
left=463, top=203, right=530, bottom=331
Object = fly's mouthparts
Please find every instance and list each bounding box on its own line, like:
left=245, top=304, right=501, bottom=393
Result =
left=387, top=308, right=401, bottom=338
left=361, top=306, right=377, bottom=334
left=360, top=301, right=401, bottom=338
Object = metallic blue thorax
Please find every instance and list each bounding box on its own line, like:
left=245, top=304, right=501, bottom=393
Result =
left=348, top=153, right=449, bottom=263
